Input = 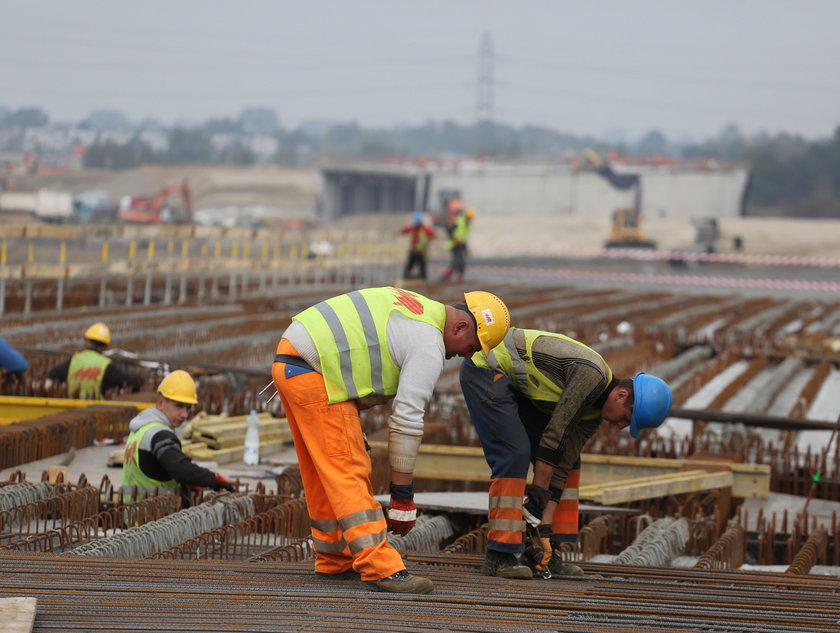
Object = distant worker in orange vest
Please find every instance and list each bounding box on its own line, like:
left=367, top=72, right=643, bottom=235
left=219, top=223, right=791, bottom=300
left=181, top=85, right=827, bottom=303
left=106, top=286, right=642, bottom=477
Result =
left=401, top=211, right=436, bottom=280
left=460, top=327, right=672, bottom=579
left=47, top=322, right=142, bottom=399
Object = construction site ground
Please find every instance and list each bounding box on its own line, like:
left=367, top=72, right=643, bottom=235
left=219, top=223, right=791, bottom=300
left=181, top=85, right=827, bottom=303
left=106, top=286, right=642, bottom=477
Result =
left=2, top=165, right=840, bottom=632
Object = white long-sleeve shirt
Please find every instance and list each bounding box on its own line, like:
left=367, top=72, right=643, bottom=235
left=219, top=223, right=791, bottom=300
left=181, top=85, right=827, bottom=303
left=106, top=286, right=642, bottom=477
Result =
left=282, top=311, right=445, bottom=473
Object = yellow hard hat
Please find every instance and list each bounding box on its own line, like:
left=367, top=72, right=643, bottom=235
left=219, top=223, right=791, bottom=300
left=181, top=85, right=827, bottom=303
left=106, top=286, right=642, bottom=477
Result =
left=463, top=291, right=510, bottom=355
left=84, top=322, right=111, bottom=346
left=465, top=207, right=477, bottom=220
left=157, top=370, right=198, bottom=405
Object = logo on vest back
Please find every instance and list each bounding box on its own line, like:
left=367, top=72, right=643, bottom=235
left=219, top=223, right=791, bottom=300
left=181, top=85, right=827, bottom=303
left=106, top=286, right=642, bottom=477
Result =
left=481, top=309, right=495, bottom=325
left=72, top=367, right=103, bottom=381
left=124, top=440, right=138, bottom=467
left=392, top=288, right=424, bottom=314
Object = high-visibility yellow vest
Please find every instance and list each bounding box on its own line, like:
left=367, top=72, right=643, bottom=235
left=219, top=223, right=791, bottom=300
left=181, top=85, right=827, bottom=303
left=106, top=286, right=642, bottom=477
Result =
left=121, top=421, right=178, bottom=502
left=67, top=349, right=111, bottom=400
left=293, top=287, right=445, bottom=404
left=473, top=328, right=612, bottom=413
left=446, top=213, right=470, bottom=250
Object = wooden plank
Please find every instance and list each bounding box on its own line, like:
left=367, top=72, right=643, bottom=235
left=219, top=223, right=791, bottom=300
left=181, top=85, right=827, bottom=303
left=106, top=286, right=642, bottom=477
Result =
left=199, top=431, right=289, bottom=450
left=183, top=439, right=288, bottom=464
left=580, top=454, right=769, bottom=499
left=0, top=597, right=37, bottom=633
left=368, top=442, right=769, bottom=498
left=579, top=470, right=734, bottom=505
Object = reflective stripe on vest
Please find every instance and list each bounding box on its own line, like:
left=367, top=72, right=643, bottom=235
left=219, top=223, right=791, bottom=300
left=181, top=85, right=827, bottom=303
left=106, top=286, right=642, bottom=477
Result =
left=293, top=287, right=445, bottom=404
left=474, top=328, right=612, bottom=408
left=67, top=349, right=111, bottom=400
left=121, top=422, right=178, bottom=502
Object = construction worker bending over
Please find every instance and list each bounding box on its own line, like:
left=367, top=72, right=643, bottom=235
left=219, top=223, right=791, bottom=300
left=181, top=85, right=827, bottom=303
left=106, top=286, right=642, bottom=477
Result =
left=121, top=370, right=235, bottom=508
left=47, top=322, right=142, bottom=399
left=460, top=327, right=672, bottom=579
left=401, top=211, right=435, bottom=280
left=271, top=286, right=510, bottom=594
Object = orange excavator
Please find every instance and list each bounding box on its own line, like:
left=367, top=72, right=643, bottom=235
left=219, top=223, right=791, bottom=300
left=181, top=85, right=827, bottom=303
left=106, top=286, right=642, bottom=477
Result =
left=117, top=178, right=192, bottom=224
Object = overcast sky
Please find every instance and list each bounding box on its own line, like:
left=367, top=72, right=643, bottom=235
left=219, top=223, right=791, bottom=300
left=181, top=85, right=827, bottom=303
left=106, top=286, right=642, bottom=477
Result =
left=2, top=0, right=839, bottom=142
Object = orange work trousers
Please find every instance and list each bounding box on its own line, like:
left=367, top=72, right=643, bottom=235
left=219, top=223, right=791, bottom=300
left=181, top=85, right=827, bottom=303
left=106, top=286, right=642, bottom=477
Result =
left=272, top=338, right=404, bottom=581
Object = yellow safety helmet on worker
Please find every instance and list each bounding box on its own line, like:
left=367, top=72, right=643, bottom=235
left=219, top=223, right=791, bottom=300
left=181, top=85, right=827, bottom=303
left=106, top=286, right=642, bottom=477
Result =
left=84, top=322, right=111, bottom=346
left=463, top=291, right=510, bottom=355
left=157, top=370, right=198, bottom=405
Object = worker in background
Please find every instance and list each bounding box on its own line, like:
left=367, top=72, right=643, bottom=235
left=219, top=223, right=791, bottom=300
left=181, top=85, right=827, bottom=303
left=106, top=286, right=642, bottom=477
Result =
left=440, top=205, right=476, bottom=283
left=459, top=327, right=672, bottom=579
left=271, top=286, right=510, bottom=594
left=47, top=322, right=142, bottom=399
left=121, top=370, right=235, bottom=508
left=0, top=336, right=28, bottom=376
left=401, top=211, right=435, bottom=280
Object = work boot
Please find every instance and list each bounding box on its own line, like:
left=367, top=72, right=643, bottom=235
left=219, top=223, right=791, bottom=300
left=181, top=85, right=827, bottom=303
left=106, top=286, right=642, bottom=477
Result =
left=314, top=568, right=360, bottom=580
left=362, top=570, right=434, bottom=594
left=547, top=553, right=584, bottom=577
left=481, top=550, right=533, bottom=579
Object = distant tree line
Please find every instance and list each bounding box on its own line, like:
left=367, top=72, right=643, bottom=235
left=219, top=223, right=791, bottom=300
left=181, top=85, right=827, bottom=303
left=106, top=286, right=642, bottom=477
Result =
left=3, top=105, right=840, bottom=218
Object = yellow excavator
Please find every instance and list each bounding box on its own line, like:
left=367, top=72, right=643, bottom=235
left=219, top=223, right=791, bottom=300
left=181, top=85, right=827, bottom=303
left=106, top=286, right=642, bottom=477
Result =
left=584, top=149, right=656, bottom=249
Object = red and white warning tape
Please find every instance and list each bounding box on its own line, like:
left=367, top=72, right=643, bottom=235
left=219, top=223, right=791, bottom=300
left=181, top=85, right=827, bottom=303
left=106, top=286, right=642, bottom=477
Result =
left=473, top=265, right=840, bottom=293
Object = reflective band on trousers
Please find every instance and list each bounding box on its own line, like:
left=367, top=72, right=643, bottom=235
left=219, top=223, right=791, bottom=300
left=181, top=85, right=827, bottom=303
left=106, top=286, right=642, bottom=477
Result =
left=310, top=508, right=388, bottom=555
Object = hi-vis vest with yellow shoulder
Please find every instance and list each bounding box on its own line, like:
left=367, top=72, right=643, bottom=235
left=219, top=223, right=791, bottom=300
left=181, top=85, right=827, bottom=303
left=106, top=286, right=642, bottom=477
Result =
left=67, top=349, right=111, bottom=400
left=473, top=328, right=612, bottom=414
left=293, top=287, right=446, bottom=404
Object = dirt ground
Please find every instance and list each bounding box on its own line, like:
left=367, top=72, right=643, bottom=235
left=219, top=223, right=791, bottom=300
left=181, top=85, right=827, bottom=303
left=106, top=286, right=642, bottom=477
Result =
left=6, top=165, right=840, bottom=258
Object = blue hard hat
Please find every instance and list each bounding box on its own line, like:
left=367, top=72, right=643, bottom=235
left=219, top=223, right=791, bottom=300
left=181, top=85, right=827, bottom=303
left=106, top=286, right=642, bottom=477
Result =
left=413, top=211, right=423, bottom=224
left=629, top=372, right=672, bottom=438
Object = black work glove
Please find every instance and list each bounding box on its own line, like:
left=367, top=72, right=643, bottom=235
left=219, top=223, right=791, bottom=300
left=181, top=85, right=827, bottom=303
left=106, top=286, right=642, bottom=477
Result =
left=213, top=472, right=236, bottom=492
left=523, top=484, right=550, bottom=527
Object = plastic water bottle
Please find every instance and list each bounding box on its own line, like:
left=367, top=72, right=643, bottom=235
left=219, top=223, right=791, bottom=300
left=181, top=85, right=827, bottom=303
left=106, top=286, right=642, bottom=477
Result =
left=243, top=410, right=260, bottom=466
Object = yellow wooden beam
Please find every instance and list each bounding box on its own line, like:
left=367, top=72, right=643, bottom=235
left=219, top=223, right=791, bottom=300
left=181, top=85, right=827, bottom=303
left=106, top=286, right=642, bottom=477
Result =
left=368, top=442, right=769, bottom=499
left=0, top=395, right=153, bottom=425
left=579, top=469, right=734, bottom=505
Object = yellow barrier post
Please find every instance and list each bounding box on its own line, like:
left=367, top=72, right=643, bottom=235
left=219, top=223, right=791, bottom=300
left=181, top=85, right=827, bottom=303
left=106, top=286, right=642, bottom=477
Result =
left=214, top=240, right=221, bottom=257
left=262, top=240, right=269, bottom=260
left=147, top=240, right=155, bottom=260
left=129, top=240, right=136, bottom=260
left=101, top=241, right=109, bottom=263
left=27, top=241, right=34, bottom=263
left=181, top=239, right=189, bottom=258
left=232, top=241, right=239, bottom=258
left=1, top=241, right=6, bottom=265
left=59, top=241, right=66, bottom=265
